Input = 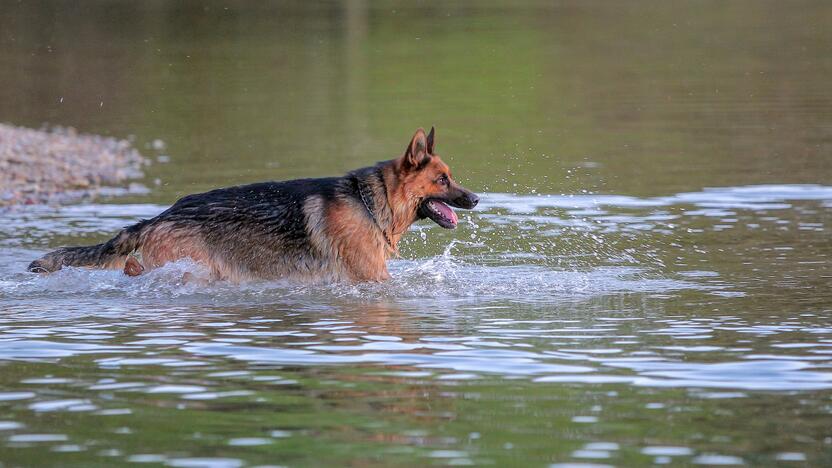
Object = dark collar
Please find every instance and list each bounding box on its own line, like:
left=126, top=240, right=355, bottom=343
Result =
left=355, top=169, right=395, bottom=251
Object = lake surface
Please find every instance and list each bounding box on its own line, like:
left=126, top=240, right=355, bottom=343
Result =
left=1, top=1, right=831, bottom=466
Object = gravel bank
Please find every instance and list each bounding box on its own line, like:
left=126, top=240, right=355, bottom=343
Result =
left=0, top=123, right=149, bottom=206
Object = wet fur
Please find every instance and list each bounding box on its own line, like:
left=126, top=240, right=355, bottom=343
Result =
left=28, top=128, right=478, bottom=283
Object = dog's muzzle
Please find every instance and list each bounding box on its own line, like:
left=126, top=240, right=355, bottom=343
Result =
left=418, top=191, right=479, bottom=229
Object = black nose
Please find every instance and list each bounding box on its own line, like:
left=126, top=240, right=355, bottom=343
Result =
left=452, top=192, right=479, bottom=209
left=459, top=192, right=479, bottom=209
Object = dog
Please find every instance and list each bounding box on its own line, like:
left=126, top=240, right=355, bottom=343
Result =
left=28, top=127, right=479, bottom=282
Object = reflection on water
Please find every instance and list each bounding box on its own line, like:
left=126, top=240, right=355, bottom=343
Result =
left=1, top=0, right=832, bottom=466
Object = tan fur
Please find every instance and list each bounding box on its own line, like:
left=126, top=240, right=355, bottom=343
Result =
left=137, top=222, right=227, bottom=278
left=326, top=199, right=390, bottom=281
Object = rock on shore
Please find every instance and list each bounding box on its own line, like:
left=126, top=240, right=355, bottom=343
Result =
left=0, top=123, right=149, bottom=206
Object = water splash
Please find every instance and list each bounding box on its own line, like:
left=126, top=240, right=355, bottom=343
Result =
left=3, top=184, right=829, bottom=305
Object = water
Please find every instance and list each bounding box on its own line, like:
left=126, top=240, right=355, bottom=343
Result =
left=1, top=1, right=832, bottom=466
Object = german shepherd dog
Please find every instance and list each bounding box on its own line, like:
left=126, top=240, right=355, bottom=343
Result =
left=28, top=127, right=479, bottom=282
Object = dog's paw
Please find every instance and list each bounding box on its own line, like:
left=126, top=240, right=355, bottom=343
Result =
left=123, top=257, right=145, bottom=277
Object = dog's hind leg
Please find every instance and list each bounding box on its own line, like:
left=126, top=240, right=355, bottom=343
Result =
left=138, top=222, right=234, bottom=281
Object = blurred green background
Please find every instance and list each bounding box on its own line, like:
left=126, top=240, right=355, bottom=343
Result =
left=2, top=0, right=830, bottom=202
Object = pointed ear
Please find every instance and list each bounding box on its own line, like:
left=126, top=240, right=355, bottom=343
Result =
left=403, top=128, right=430, bottom=168
left=426, top=126, right=435, bottom=155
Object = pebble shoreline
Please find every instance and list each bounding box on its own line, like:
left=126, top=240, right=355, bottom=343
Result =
left=0, top=123, right=149, bottom=206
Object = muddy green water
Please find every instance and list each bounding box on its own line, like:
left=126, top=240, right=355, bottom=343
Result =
left=1, top=2, right=831, bottom=467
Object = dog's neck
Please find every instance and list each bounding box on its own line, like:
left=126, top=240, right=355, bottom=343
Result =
left=352, top=162, right=420, bottom=252
left=380, top=161, right=423, bottom=243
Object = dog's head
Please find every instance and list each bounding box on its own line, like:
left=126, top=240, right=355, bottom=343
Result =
left=393, top=127, right=478, bottom=229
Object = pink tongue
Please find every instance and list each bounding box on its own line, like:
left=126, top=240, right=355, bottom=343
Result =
left=431, top=200, right=458, bottom=224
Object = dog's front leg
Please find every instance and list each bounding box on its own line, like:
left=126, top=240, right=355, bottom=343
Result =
left=338, top=246, right=391, bottom=282
left=350, top=270, right=390, bottom=283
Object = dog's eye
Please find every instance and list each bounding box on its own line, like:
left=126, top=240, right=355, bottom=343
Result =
left=437, top=174, right=449, bottom=185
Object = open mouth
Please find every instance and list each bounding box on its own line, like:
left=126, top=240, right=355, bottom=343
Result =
left=419, top=198, right=459, bottom=229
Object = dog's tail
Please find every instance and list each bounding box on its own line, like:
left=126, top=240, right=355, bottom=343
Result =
left=28, top=221, right=148, bottom=273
